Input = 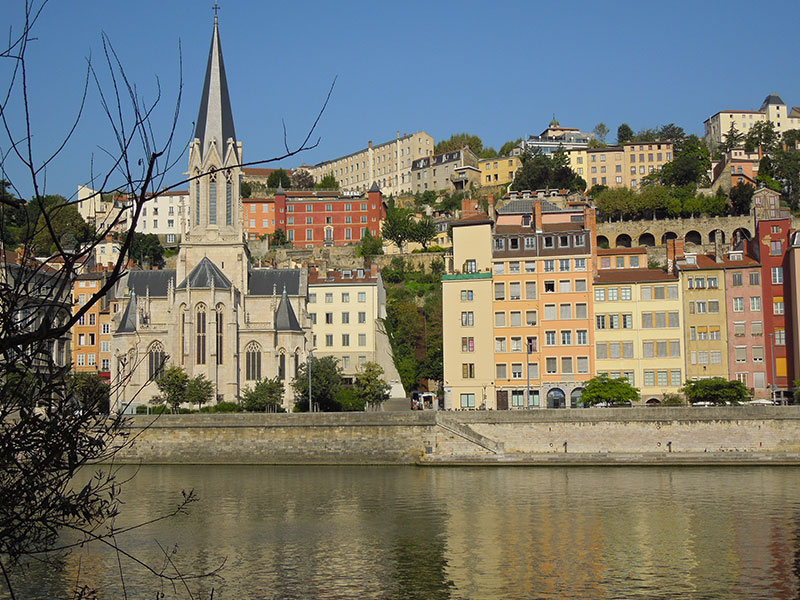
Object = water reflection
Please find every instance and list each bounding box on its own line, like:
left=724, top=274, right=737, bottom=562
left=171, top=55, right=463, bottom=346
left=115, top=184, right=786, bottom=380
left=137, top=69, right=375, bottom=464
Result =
left=4, top=466, right=800, bottom=599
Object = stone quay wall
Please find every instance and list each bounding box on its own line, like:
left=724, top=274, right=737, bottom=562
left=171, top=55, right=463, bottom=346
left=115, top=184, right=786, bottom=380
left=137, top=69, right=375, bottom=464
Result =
left=113, top=407, right=800, bottom=465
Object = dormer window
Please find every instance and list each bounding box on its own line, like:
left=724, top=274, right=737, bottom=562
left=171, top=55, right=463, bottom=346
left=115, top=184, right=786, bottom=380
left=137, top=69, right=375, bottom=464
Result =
left=544, top=236, right=554, bottom=249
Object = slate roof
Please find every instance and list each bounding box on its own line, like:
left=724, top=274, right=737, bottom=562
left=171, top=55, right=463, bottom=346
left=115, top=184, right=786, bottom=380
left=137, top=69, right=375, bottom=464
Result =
left=275, top=289, right=302, bottom=331
left=117, top=293, right=138, bottom=333
left=368, top=181, right=381, bottom=193
left=248, top=268, right=301, bottom=296
left=761, top=94, right=785, bottom=107
left=126, top=270, right=175, bottom=297
left=176, top=257, right=231, bottom=290
left=497, top=198, right=562, bottom=214
left=194, top=16, right=236, bottom=155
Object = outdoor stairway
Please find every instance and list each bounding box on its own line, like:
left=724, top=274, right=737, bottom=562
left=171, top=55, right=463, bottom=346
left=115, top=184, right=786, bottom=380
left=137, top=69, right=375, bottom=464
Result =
left=436, top=414, right=504, bottom=456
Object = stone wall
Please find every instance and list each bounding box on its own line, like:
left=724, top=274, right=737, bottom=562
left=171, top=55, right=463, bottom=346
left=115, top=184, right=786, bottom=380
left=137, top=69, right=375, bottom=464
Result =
left=597, top=214, right=760, bottom=248
left=114, top=407, right=800, bottom=464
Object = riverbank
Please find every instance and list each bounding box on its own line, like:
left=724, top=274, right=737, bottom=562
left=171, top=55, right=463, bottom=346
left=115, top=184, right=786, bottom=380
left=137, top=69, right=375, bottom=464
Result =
left=111, top=406, right=800, bottom=466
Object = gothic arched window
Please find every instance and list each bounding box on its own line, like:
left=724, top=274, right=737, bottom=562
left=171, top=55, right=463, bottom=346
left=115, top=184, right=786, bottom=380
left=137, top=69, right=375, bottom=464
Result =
left=225, top=170, right=233, bottom=226
left=179, top=305, right=187, bottom=365
left=278, top=350, right=286, bottom=380
left=208, top=170, right=217, bottom=225
left=196, top=304, right=207, bottom=365
left=147, top=342, right=165, bottom=381
left=215, top=304, right=224, bottom=365
left=245, top=341, right=261, bottom=381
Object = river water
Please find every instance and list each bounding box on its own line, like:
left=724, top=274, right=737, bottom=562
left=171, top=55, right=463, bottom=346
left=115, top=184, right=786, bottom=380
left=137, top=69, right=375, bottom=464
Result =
left=5, top=465, right=800, bottom=599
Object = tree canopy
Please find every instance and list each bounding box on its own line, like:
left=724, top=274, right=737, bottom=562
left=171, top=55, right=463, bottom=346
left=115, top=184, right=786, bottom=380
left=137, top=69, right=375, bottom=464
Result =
left=240, top=377, right=284, bottom=412
left=499, top=139, right=522, bottom=156
left=381, top=206, right=412, bottom=250
left=267, top=169, right=291, bottom=188
left=129, top=232, right=166, bottom=268
left=594, top=184, right=726, bottom=222
left=581, top=375, right=640, bottom=406
left=270, top=228, right=290, bottom=247
left=511, top=147, right=585, bottom=192
left=353, top=362, right=391, bottom=408
left=682, top=378, right=750, bottom=406
left=435, top=133, right=484, bottom=155
left=292, top=355, right=344, bottom=412
left=316, top=173, right=339, bottom=190
left=32, top=199, right=91, bottom=256
left=593, top=123, right=609, bottom=144
left=290, top=169, right=314, bottom=189
left=357, top=230, right=384, bottom=256
left=617, top=123, right=634, bottom=144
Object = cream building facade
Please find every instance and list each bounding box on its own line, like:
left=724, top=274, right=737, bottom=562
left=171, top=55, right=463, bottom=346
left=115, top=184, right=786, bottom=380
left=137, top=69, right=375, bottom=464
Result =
left=308, top=131, right=434, bottom=196
left=568, top=142, right=674, bottom=189
left=110, top=15, right=311, bottom=413
left=704, top=93, right=800, bottom=150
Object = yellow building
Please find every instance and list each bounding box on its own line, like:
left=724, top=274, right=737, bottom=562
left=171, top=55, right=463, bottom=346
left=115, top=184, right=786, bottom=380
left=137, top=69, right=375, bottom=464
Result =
left=594, top=265, right=685, bottom=403
left=442, top=214, right=494, bottom=409
left=568, top=142, right=674, bottom=189
left=704, top=94, right=800, bottom=150
left=676, top=254, right=730, bottom=381
left=479, top=156, right=521, bottom=187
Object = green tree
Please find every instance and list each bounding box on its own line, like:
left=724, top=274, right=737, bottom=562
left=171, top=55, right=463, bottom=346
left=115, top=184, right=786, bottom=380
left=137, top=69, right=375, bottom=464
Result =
left=290, top=168, right=314, bottom=189
left=357, top=230, right=384, bottom=256
left=729, top=181, right=755, bottom=216
left=70, top=372, right=110, bottom=413
left=267, top=168, right=291, bottom=188
left=720, top=123, right=744, bottom=154
left=270, top=228, right=290, bottom=247
left=745, top=121, right=779, bottom=156
left=335, top=387, right=365, bottom=411
left=617, top=123, right=634, bottom=144
left=682, top=377, right=750, bottom=405
left=593, top=122, right=609, bottom=144
left=659, top=135, right=710, bottom=187
left=153, top=366, right=189, bottom=412
left=32, top=199, right=90, bottom=255
left=353, top=362, right=391, bottom=409
left=581, top=374, right=640, bottom=406
left=499, top=138, right=521, bottom=156
left=409, top=216, right=437, bottom=250
left=594, top=187, right=637, bottom=221
left=478, top=146, right=498, bottom=159
left=292, top=355, right=344, bottom=412
left=511, top=148, right=584, bottom=192
left=240, top=180, right=252, bottom=198
left=381, top=206, right=412, bottom=251
left=129, top=232, right=166, bottom=268
left=185, top=374, right=214, bottom=409
left=240, top=377, right=284, bottom=412
left=315, top=173, right=339, bottom=190
left=773, top=147, right=800, bottom=209
left=384, top=293, right=424, bottom=392
left=434, top=133, right=483, bottom=155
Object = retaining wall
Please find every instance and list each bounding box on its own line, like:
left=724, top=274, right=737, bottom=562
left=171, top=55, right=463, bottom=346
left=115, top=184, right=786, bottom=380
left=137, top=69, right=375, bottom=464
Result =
left=114, top=407, right=800, bottom=465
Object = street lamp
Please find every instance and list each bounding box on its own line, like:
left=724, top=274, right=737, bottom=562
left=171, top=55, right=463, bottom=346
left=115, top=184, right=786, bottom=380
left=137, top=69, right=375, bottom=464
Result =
left=769, top=332, right=777, bottom=405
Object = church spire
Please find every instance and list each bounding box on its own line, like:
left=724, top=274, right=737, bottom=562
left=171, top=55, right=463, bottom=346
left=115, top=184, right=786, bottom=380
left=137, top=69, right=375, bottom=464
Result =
left=195, top=9, right=236, bottom=159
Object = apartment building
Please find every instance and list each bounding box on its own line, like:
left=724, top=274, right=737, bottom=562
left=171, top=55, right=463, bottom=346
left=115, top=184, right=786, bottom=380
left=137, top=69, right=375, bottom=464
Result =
left=594, top=248, right=685, bottom=401
left=513, top=123, right=593, bottom=158
left=479, top=155, right=521, bottom=187
left=710, top=149, right=760, bottom=193
left=568, top=142, right=674, bottom=189
left=242, top=196, right=278, bottom=240
left=72, top=273, right=113, bottom=377
left=411, top=148, right=479, bottom=194
left=307, top=265, right=403, bottom=396
left=308, top=131, right=434, bottom=196
left=704, top=93, right=800, bottom=150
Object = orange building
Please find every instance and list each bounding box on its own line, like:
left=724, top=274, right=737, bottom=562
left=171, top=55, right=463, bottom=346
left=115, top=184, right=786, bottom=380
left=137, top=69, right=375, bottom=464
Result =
left=72, top=273, right=113, bottom=378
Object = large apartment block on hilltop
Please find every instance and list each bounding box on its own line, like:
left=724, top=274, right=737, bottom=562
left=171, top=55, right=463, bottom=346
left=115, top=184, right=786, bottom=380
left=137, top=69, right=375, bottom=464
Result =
left=568, top=142, right=674, bottom=189
left=411, top=147, right=479, bottom=194
left=307, top=131, right=434, bottom=197
left=704, top=93, right=800, bottom=150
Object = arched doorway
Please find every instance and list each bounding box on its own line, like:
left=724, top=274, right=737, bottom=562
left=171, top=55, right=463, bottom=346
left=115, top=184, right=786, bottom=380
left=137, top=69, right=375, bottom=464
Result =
left=597, top=235, right=609, bottom=249
left=685, top=230, right=702, bottom=245
left=661, top=231, right=677, bottom=245
left=547, top=387, right=566, bottom=409
left=570, top=387, right=584, bottom=408
left=639, top=233, right=655, bottom=247
left=646, top=398, right=661, bottom=406
left=615, top=234, right=632, bottom=248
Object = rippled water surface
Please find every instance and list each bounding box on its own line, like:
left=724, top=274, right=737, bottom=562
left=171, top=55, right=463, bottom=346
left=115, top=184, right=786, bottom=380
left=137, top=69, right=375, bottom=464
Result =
left=5, top=465, right=800, bottom=599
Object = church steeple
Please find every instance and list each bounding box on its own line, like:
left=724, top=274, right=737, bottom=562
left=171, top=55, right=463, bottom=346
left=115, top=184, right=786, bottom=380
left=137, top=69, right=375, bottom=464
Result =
left=194, top=11, right=236, bottom=160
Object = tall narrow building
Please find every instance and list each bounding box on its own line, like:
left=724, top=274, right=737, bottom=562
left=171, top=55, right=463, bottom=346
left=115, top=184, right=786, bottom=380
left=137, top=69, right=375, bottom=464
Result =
left=111, top=13, right=311, bottom=413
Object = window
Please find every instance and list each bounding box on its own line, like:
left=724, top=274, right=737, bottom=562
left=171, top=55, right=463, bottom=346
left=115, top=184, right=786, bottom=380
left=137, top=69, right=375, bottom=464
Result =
left=560, top=304, right=572, bottom=319
left=511, top=363, right=523, bottom=379
left=461, top=290, right=474, bottom=302
left=733, top=297, right=744, bottom=312
left=561, top=357, right=573, bottom=374
left=510, top=311, right=522, bottom=327
left=546, top=357, right=557, bottom=374
left=147, top=342, right=165, bottom=381
left=574, top=258, right=586, bottom=271
left=575, top=330, right=587, bottom=346
left=558, top=280, right=571, bottom=293
left=595, top=289, right=605, bottom=302
left=509, top=261, right=521, bottom=274
left=525, top=281, right=537, bottom=300
left=772, top=267, right=784, bottom=284
left=544, top=259, right=555, bottom=272
left=324, top=334, right=334, bottom=347
left=641, top=287, right=652, bottom=301
left=545, top=331, right=557, bottom=346
left=494, top=282, right=505, bottom=300
left=341, top=312, right=350, bottom=325
left=461, top=311, right=474, bottom=326
left=495, top=337, right=507, bottom=353
left=509, top=282, right=521, bottom=300
left=460, top=393, right=476, bottom=408
left=196, top=305, right=206, bottom=365
left=770, top=240, right=783, bottom=255
left=358, top=292, right=366, bottom=302
left=561, top=330, right=572, bottom=345
left=525, top=310, right=537, bottom=325
left=752, top=346, right=764, bottom=362
left=544, top=304, right=557, bottom=321
left=559, top=259, right=570, bottom=272
left=732, top=273, right=743, bottom=286
left=494, top=262, right=505, bottom=275
left=525, top=261, right=536, bottom=273
left=752, top=321, right=763, bottom=336
left=774, top=300, right=785, bottom=315
left=495, top=312, right=506, bottom=327
left=358, top=333, right=367, bottom=346
left=595, top=315, right=606, bottom=329
left=462, top=364, right=475, bottom=379
left=341, top=334, right=350, bottom=347
left=775, top=328, right=786, bottom=345
left=750, top=272, right=760, bottom=286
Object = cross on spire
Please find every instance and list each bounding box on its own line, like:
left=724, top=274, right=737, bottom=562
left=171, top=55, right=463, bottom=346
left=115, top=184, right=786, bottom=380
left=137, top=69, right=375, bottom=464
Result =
left=212, top=3, right=220, bottom=19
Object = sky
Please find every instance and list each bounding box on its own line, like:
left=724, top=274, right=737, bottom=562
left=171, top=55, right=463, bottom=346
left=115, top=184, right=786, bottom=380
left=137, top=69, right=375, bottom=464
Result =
left=2, top=0, right=799, bottom=199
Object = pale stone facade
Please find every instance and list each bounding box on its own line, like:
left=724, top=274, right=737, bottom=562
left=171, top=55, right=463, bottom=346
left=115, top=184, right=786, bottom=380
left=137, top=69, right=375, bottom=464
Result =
left=110, top=15, right=311, bottom=413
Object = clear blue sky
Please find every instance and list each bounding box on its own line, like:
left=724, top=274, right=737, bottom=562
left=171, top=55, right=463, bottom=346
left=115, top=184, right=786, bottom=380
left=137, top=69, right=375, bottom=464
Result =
left=3, top=0, right=799, bottom=199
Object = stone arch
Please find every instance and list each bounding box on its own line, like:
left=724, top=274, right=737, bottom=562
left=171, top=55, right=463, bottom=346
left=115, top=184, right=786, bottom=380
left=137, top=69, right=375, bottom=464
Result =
left=732, top=227, right=752, bottom=242
left=570, top=387, right=584, bottom=408
left=615, top=234, right=632, bottom=248
left=597, top=235, right=609, bottom=249
left=685, top=230, right=702, bottom=245
left=638, top=233, right=656, bottom=247
left=708, top=229, right=725, bottom=244
left=546, top=387, right=566, bottom=409
left=661, top=231, right=677, bottom=245
left=646, top=398, right=661, bottom=406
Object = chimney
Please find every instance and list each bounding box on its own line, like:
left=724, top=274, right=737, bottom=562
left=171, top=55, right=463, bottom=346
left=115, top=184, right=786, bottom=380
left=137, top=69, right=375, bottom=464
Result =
left=488, top=195, right=496, bottom=221
left=666, top=238, right=685, bottom=273
left=713, top=230, right=724, bottom=263
left=533, top=199, right=543, bottom=232
left=368, top=140, right=372, bottom=149
left=370, top=262, right=378, bottom=277
left=583, top=206, right=596, bottom=238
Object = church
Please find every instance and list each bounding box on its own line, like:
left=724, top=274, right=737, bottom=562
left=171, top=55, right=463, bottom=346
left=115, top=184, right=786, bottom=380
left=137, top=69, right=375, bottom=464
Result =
left=111, top=13, right=310, bottom=413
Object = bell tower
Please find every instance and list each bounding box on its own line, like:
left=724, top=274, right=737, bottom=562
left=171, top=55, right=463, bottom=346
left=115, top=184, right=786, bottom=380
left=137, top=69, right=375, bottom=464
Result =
left=179, top=10, right=247, bottom=292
